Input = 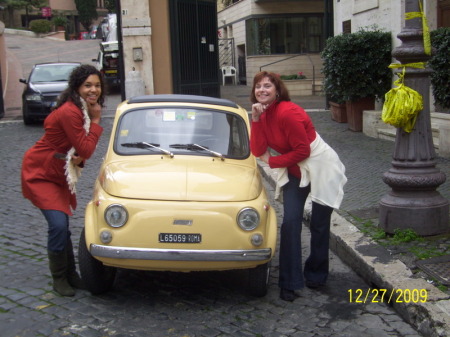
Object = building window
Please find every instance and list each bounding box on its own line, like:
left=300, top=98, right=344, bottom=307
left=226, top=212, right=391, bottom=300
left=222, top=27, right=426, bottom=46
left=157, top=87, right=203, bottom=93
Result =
left=223, top=0, right=242, bottom=7
left=246, top=15, right=324, bottom=56
left=343, top=20, right=351, bottom=34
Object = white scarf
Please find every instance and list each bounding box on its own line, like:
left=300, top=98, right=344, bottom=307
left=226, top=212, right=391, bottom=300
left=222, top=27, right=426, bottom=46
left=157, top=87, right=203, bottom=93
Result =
left=64, top=99, right=91, bottom=194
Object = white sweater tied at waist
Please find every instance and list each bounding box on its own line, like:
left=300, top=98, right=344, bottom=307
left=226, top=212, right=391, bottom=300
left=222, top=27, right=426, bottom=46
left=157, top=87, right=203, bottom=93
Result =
left=274, top=132, right=347, bottom=209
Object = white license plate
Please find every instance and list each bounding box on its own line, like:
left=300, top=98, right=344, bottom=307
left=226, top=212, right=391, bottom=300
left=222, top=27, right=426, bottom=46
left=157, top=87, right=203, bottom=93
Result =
left=159, top=233, right=201, bottom=243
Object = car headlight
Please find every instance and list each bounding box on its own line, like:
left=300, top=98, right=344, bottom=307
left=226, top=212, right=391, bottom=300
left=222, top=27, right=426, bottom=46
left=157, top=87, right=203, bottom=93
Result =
left=25, top=93, right=42, bottom=101
left=104, top=204, right=128, bottom=228
left=237, top=207, right=260, bottom=231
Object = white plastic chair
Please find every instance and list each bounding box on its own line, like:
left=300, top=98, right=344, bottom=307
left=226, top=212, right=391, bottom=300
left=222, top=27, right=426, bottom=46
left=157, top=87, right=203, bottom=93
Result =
left=221, top=66, right=237, bottom=85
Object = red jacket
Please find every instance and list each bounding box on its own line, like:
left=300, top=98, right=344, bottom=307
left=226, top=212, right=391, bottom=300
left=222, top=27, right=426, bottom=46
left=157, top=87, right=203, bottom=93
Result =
left=250, top=100, right=316, bottom=178
left=21, top=101, right=103, bottom=215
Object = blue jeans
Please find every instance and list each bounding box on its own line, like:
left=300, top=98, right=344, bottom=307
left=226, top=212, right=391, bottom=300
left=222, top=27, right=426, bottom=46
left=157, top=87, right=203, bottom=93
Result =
left=40, top=209, right=71, bottom=253
left=278, top=175, right=333, bottom=290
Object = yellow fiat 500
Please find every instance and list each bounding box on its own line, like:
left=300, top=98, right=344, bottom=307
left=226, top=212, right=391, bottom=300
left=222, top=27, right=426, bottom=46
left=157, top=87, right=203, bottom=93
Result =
left=79, top=95, right=277, bottom=297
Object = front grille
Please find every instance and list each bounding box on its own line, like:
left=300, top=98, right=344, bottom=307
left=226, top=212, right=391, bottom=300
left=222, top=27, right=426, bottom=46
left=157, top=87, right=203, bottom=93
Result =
left=42, top=94, right=58, bottom=103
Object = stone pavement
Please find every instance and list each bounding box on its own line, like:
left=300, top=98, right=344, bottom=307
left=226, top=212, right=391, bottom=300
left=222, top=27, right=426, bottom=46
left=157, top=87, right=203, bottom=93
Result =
left=1, top=32, right=450, bottom=336
left=221, top=85, right=450, bottom=336
left=219, top=84, right=450, bottom=336
left=0, top=118, right=422, bottom=337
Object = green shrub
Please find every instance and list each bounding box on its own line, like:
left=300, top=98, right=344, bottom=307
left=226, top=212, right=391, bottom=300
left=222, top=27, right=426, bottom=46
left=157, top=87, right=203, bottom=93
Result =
left=52, top=16, right=68, bottom=28
left=429, top=27, right=450, bottom=110
left=321, top=29, right=392, bottom=103
left=29, top=19, right=52, bottom=34
left=280, top=72, right=307, bottom=80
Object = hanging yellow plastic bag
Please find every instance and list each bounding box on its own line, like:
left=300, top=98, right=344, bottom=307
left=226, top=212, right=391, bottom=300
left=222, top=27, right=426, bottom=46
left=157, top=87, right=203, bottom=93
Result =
left=382, top=1, right=429, bottom=133
left=381, top=65, right=423, bottom=133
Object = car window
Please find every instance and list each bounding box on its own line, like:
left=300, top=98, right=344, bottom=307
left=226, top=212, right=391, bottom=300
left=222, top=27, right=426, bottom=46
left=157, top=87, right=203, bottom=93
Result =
left=31, top=69, right=53, bottom=82
left=31, top=65, right=78, bottom=82
left=115, top=107, right=250, bottom=159
left=103, top=54, right=119, bottom=69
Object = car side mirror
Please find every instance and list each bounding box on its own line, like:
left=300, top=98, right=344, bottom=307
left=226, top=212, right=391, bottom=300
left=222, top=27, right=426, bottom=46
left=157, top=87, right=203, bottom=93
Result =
left=19, top=78, right=27, bottom=84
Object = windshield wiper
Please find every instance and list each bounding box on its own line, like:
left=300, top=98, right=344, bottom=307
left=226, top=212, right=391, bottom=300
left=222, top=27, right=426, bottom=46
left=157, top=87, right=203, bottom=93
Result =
left=121, top=142, right=174, bottom=158
left=170, top=143, right=224, bottom=161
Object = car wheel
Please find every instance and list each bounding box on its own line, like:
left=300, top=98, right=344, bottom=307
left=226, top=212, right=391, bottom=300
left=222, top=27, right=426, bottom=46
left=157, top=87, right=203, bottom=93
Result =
left=22, top=105, right=34, bottom=125
left=247, top=262, right=270, bottom=297
left=78, top=228, right=116, bottom=295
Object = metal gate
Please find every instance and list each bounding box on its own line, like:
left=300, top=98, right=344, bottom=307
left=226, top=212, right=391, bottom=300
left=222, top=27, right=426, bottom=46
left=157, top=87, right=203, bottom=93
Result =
left=218, top=38, right=235, bottom=68
left=170, top=0, right=220, bottom=98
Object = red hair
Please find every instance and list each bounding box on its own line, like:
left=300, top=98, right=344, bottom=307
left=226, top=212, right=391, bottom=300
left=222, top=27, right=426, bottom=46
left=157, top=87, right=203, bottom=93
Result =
left=250, top=71, right=291, bottom=104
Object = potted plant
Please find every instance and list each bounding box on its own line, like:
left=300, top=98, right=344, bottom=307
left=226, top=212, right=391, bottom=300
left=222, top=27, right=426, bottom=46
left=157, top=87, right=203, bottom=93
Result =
left=52, top=16, right=68, bottom=31
left=321, top=34, right=350, bottom=123
left=280, top=72, right=312, bottom=96
left=322, top=29, right=392, bottom=130
left=429, top=27, right=450, bottom=112
left=280, top=72, right=307, bottom=80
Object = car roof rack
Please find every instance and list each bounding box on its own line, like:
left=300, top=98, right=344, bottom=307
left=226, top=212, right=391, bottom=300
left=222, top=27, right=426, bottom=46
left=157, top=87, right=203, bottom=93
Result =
left=127, top=94, right=239, bottom=109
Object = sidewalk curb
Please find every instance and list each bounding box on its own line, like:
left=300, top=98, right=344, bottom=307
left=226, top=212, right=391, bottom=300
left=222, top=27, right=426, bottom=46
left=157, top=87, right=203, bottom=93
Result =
left=257, top=161, right=450, bottom=337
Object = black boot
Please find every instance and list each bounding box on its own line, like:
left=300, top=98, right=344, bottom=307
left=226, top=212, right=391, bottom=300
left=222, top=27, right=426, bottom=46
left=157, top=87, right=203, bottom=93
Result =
left=280, top=288, right=300, bottom=302
left=66, top=238, right=86, bottom=290
left=48, top=250, right=75, bottom=297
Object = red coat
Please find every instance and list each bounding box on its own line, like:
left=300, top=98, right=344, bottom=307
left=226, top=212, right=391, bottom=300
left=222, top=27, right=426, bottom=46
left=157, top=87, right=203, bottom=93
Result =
left=250, top=101, right=316, bottom=178
left=21, top=101, right=103, bottom=215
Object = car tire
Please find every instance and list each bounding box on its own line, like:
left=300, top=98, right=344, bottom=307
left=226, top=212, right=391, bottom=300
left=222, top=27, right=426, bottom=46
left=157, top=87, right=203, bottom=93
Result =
left=247, top=262, right=270, bottom=297
left=78, top=228, right=117, bottom=295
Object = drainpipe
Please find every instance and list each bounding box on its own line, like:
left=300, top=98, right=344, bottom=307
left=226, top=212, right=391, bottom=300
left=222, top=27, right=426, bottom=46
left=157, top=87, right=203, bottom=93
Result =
left=115, top=0, right=126, bottom=101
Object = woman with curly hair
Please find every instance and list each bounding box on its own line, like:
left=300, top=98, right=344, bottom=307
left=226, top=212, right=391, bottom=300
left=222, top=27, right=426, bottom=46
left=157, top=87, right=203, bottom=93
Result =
left=250, top=71, right=347, bottom=302
left=21, top=64, right=105, bottom=296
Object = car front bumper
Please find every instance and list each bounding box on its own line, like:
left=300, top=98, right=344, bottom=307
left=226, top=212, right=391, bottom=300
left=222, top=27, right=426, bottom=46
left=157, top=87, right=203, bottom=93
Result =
left=90, top=244, right=272, bottom=261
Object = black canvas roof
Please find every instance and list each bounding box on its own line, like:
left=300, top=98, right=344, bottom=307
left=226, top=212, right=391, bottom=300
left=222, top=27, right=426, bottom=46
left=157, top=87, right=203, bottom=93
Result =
left=127, top=94, right=239, bottom=109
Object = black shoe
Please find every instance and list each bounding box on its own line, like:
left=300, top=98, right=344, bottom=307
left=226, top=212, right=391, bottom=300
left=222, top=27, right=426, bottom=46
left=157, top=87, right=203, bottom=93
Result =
left=280, top=288, right=299, bottom=302
left=305, top=280, right=324, bottom=289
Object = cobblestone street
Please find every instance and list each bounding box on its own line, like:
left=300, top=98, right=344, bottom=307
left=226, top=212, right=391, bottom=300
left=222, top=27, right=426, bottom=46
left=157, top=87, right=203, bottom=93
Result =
left=0, top=119, right=421, bottom=337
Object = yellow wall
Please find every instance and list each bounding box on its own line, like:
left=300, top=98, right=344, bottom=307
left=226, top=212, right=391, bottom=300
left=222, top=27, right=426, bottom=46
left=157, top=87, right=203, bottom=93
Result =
left=0, top=22, right=6, bottom=98
left=49, top=0, right=77, bottom=11
left=149, top=0, right=172, bottom=94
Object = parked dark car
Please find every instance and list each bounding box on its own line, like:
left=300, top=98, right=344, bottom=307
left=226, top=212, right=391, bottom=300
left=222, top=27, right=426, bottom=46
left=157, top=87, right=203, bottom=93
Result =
left=19, top=62, right=80, bottom=124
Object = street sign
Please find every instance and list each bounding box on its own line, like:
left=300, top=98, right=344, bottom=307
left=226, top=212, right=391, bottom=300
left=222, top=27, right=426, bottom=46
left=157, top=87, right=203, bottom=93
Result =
left=42, top=7, right=52, bottom=17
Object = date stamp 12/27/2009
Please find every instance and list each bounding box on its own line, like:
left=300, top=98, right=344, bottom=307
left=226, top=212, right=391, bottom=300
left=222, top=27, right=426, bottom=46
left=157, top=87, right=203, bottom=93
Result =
left=348, top=288, right=428, bottom=303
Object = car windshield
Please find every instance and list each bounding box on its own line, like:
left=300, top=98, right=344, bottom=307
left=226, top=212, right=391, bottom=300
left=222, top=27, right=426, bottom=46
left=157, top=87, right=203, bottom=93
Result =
left=30, top=65, right=78, bottom=83
left=104, top=55, right=118, bottom=68
left=115, top=107, right=250, bottom=159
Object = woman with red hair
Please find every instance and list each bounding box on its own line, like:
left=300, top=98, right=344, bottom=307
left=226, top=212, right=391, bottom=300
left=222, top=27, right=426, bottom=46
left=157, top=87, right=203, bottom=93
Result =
left=250, top=71, right=347, bottom=302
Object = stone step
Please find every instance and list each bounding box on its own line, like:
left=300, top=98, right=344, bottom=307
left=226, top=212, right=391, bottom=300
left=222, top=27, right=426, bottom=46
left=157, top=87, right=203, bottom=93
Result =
left=364, top=110, right=449, bottom=158
left=377, top=127, right=440, bottom=149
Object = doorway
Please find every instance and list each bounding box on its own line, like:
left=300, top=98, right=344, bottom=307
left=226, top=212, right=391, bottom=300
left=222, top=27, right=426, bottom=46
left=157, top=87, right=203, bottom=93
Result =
left=169, top=0, right=220, bottom=97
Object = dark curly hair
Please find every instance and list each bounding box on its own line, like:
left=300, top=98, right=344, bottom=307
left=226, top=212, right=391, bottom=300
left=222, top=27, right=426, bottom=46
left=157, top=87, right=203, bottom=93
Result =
left=55, top=64, right=105, bottom=110
left=250, top=71, right=291, bottom=104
